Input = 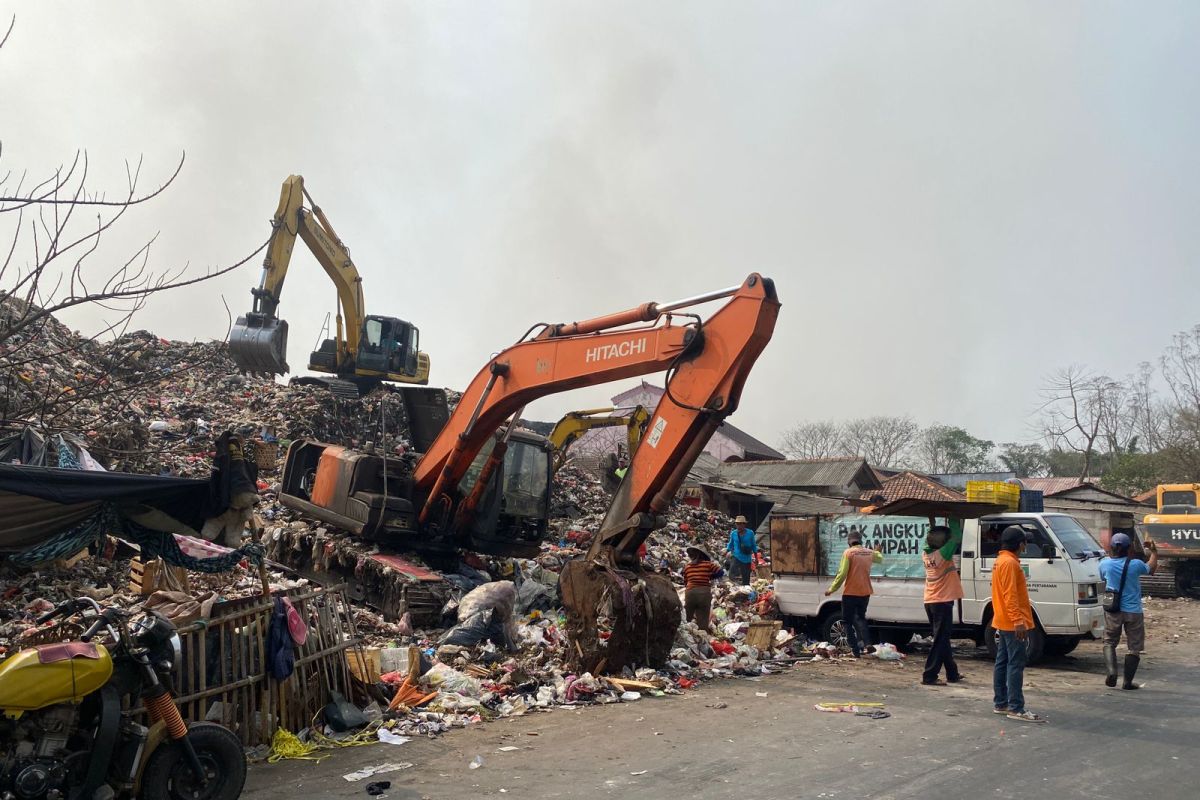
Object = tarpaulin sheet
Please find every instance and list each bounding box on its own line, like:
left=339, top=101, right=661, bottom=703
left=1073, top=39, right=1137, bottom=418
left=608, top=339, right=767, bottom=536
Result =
left=0, top=464, right=210, bottom=553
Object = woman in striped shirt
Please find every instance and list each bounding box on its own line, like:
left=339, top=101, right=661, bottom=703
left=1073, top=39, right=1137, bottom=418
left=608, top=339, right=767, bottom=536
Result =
left=683, top=546, right=725, bottom=629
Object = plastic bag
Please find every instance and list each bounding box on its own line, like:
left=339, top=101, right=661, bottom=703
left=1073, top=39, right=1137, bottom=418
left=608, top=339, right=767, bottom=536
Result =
left=516, top=579, right=557, bottom=615
left=872, top=642, right=904, bottom=661
left=438, top=611, right=497, bottom=648
left=422, top=663, right=482, bottom=696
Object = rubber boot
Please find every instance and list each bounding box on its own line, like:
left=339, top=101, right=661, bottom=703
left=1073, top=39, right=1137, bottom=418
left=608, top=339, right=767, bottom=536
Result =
left=1122, top=654, right=1141, bottom=690
left=1103, top=646, right=1118, bottom=688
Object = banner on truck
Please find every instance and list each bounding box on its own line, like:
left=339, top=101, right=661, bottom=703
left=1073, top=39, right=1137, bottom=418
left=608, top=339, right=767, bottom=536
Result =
left=819, top=515, right=937, bottom=580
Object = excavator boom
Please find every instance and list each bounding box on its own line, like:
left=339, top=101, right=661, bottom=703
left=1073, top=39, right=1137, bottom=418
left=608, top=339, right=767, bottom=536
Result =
left=549, top=406, right=650, bottom=473
left=409, top=273, right=779, bottom=672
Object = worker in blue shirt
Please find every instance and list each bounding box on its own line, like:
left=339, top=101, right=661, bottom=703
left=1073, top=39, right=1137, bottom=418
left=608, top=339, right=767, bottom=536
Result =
left=1098, top=533, right=1158, bottom=690
left=725, top=515, right=757, bottom=585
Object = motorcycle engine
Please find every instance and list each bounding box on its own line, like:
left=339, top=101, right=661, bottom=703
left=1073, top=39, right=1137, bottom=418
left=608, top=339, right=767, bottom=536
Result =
left=0, top=707, right=79, bottom=800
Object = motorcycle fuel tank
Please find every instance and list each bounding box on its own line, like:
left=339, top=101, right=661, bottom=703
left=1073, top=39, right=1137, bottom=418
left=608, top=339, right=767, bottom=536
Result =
left=0, top=643, right=113, bottom=715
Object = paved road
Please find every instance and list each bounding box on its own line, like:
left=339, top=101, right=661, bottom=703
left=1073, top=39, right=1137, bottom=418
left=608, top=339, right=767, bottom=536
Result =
left=244, top=622, right=1198, bottom=800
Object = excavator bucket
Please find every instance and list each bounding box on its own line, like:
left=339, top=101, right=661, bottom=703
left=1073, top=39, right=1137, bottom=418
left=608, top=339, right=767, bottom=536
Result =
left=559, top=559, right=682, bottom=674
left=229, top=314, right=290, bottom=375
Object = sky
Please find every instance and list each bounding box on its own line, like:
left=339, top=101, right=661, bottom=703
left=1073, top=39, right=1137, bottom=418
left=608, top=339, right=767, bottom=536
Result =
left=3, top=1, right=1199, bottom=450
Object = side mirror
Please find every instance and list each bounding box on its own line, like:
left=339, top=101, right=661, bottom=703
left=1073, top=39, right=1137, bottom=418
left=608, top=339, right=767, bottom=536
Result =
left=1042, top=544, right=1058, bottom=561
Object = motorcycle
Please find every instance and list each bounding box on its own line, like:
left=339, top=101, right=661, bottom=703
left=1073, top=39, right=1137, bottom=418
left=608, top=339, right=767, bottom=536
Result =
left=0, top=597, right=246, bottom=800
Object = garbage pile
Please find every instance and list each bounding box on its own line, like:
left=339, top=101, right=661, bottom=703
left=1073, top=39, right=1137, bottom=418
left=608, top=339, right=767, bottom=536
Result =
left=0, top=297, right=458, bottom=476
left=3, top=300, right=843, bottom=753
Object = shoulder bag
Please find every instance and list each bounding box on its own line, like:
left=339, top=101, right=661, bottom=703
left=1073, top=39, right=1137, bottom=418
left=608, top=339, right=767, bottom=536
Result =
left=1102, top=557, right=1131, bottom=614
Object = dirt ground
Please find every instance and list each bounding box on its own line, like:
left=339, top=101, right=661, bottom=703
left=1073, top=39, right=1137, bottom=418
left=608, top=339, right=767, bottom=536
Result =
left=243, top=597, right=1199, bottom=800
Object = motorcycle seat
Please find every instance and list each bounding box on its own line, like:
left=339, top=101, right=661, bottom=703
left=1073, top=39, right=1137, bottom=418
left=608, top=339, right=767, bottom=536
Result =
left=36, top=642, right=102, bottom=664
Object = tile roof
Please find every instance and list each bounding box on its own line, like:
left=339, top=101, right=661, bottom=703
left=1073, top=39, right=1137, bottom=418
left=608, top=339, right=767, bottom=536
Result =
left=864, top=471, right=966, bottom=504
left=1133, top=488, right=1157, bottom=504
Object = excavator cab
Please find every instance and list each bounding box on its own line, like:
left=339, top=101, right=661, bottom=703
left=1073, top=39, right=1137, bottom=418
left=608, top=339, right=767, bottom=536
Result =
left=354, top=315, right=421, bottom=378
left=457, top=431, right=553, bottom=558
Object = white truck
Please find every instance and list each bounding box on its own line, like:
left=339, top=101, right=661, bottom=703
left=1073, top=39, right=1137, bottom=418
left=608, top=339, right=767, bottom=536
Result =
left=772, top=512, right=1108, bottom=663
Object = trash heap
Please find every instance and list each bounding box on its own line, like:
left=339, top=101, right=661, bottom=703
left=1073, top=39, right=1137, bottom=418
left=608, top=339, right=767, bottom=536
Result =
left=0, top=297, right=458, bottom=476
left=3, top=299, right=833, bottom=753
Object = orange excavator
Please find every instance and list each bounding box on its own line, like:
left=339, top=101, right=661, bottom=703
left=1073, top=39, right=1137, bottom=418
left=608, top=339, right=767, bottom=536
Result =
left=280, top=274, right=779, bottom=670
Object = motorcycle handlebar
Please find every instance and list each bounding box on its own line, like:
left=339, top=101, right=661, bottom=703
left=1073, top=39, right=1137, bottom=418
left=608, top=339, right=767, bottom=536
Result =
left=36, top=600, right=71, bottom=625
left=78, top=615, right=109, bottom=643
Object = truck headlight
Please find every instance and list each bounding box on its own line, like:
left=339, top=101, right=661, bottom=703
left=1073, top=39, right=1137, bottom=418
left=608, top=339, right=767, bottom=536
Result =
left=1077, top=583, right=1097, bottom=600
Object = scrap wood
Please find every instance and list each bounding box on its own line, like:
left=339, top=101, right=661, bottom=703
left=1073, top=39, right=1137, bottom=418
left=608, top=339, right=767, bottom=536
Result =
left=606, top=678, right=660, bottom=691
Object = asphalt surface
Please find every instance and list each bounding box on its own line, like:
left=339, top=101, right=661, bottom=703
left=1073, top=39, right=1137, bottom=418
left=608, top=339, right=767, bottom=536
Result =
left=243, top=599, right=1199, bottom=800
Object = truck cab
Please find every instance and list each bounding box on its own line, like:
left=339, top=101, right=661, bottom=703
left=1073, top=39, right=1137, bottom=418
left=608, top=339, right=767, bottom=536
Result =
left=961, top=513, right=1106, bottom=659
left=772, top=511, right=1107, bottom=663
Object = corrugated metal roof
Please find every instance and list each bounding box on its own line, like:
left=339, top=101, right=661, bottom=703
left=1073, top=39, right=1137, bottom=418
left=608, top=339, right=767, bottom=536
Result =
left=717, top=421, right=784, bottom=460
left=716, top=457, right=876, bottom=490
left=686, top=452, right=722, bottom=485
left=1019, top=477, right=1090, bottom=496
left=701, top=481, right=849, bottom=517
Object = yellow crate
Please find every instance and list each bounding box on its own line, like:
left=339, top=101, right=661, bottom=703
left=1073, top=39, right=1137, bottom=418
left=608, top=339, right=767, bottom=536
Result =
left=966, top=481, right=1020, bottom=511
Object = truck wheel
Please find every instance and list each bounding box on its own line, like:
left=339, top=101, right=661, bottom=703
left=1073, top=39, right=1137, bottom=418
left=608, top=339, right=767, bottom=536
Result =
left=1044, top=636, right=1080, bottom=657
left=819, top=608, right=849, bottom=649
left=984, top=622, right=1045, bottom=665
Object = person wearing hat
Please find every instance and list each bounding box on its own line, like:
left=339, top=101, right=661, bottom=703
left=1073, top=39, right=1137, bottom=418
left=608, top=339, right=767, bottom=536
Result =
left=1099, top=532, right=1158, bottom=689
left=725, top=516, right=757, bottom=585
left=921, top=522, right=965, bottom=685
left=991, top=525, right=1045, bottom=723
left=824, top=529, right=883, bottom=657
left=683, top=546, right=725, bottom=628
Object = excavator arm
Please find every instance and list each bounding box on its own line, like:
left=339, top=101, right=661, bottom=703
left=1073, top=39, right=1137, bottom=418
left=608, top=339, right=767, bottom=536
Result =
left=411, top=273, right=779, bottom=672
left=549, top=406, right=650, bottom=473
left=231, top=176, right=367, bottom=375
left=230, top=176, right=430, bottom=388
left=414, top=274, right=777, bottom=532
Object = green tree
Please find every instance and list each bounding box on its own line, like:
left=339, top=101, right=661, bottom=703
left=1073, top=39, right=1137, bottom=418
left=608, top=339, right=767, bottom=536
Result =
left=997, top=443, right=1049, bottom=478
left=1100, top=453, right=1162, bottom=497
left=916, top=426, right=995, bottom=473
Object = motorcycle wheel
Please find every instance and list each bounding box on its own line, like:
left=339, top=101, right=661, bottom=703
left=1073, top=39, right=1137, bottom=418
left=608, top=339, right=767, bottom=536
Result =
left=141, top=722, right=246, bottom=800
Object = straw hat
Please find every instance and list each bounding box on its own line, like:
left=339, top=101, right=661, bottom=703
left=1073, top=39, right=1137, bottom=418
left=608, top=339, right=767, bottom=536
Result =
left=686, top=545, right=712, bottom=561
left=734, top=515, right=748, bottom=524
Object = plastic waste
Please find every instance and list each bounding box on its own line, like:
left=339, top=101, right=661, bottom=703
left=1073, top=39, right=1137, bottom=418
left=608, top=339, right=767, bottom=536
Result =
left=422, top=663, right=482, bottom=696
left=469, top=755, right=485, bottom=770
left=872, top=642, right=904, bottom=661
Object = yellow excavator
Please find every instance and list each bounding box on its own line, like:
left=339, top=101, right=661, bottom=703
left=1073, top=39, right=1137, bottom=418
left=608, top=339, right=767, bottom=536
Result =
left=230, top=175, right=431, bottom=394
left=1140, top=483, right=1200, bottom=597
left=548, top=405, right=650, bottom=473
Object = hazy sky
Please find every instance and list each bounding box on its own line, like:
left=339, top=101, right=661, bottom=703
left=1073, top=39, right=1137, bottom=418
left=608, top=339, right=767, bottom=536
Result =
left=3, top=2, right=1199, bottom=450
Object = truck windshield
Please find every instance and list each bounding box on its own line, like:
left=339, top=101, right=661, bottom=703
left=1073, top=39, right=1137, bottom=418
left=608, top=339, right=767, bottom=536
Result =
left=1044, top=515, right=1103, bottom=558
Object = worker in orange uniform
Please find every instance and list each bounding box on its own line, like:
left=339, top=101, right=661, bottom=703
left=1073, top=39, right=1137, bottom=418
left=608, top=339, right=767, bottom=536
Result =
left=824, top=529, right=883, bottom=658
left=991, top=526, right=1046, bottom=723
left=921, top=523, right=965, bottom=685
